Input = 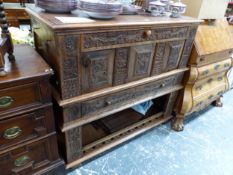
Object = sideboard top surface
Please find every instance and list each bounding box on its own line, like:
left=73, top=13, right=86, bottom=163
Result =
left=26, top=5, right=201, bottom=31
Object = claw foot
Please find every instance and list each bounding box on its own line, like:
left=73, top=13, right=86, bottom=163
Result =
left=213, top=98, right=223, bottom=107
left=171, top=117, right=184, bottom=132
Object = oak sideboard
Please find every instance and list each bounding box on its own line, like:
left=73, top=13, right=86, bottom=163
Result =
left=27, top=6, right=201, bottom=168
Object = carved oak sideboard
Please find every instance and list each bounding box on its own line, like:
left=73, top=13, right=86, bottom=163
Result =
left=172, top=19, right=233, bottom=131
left=27, top=6, right=201, bottom=168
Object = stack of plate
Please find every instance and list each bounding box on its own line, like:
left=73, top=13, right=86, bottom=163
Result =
left=36, top=0, right=78, bottom=13
left=78, top=0, right=123, bottom=19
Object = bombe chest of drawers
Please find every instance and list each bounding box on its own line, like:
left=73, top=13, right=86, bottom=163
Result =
left=27, top=6, right=201, bottom=168
left=0, top=45, right=63, bottom=175
left=172, top=19, right=233, bottom=131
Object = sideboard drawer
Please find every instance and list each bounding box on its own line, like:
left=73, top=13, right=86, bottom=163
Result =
left=81, top=73, right=182, bottom=117
left=0, top=105, right=54, bottom=150
left=0, top=82, right=49, bottom=117
left=0, top=135, right=59, bottom=175
left=81, top=27, right=188, bottom=51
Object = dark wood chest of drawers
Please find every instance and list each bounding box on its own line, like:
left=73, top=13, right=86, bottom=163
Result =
left=27, top=6, right=201, bottom=168
left=0, top=45, right=63, bottom=174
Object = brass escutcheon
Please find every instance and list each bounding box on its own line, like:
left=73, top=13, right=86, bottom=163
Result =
left=14, top=155, right=30, bottom=167
left=0, top=96, right=14, bottom=108
left=4, top=126, right=22, bottom=139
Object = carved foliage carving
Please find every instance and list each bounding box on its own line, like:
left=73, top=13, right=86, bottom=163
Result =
left=166, top=40, right=184, bottom=71
left=152, top=43, right=166, bottom=75
left=134, top=52, right=151, bottom=76
left=66, top=127, right=82, bottom=161
left=61, top=36, right=80, bottom=99
left=113, top=48, right=129, bottom=85
left=81, top=74, right=181, bottom=116
left=83, top=27, right=188, bottom=49
left=63, top=104, right=81, bottom=123
left=179, top=26, right=198, bottom=68
left=81, top=50, right=114, bottom=92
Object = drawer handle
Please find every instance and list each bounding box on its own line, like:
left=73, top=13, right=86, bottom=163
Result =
left=208, top=95, right=213, bottom=100
left=207, top=78, right=213, bottom=83
left=218, top=77, right=223, bottom=81
left=160, top=83, right=165, bottom=88
left=105, top=101, right=112, bottom=106
left=224, top=63, right=230, bottom=68
left=200, top=57, right=205, bottom=62
left=144, top=30, right=152, bottom=38
left=14, top=155, right=30, bottom=167
left=214, top=64, right=220, bottom=70
left=4, top=126, right=22, bottom=139
left=202, top=70, right=209, bottom=75
left=0, top=96, right=14, bottom=108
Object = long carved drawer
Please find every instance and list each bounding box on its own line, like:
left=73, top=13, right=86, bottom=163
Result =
left=193, top=72, right=228, bottom=97
left=81, top=27, right=189, bottom=51
left=0, top=105, right=55, bottom=151
left=0, top=82, right=50, bottom=118
left=81, top=73, right=183, bottom=117
left=196, top=59, right=232, bottom=80
left=0, top=135, right=59, bottom=175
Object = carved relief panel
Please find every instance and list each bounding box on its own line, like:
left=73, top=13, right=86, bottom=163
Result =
left=128, top=44, right=155, bottom=81
left=151, top=40, right=184, bottom=75
left=81, top=50, right=114, bottom=93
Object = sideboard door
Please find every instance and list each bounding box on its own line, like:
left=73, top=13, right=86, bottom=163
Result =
left=81, top=50, right=114, bottom=93
left=128, top=44, right=155, bottom=81
left=151, top=40, right=185, bottom=75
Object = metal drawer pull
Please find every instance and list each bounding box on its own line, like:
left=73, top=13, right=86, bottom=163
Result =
left=4, top=126, right=22, bottom=139
left=144, top=30, right=152, bottom=38
left=14, top=155, right=30, bottom=167
left=0, top=96, right=14, bottom=108
left=105, top=101, right=112, bottom=106
left=214, top=64, right=220, bottom=70
left=160, top=83, right=165, bottom=88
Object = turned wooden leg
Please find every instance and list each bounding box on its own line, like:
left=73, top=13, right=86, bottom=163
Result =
left=213, top=97, right=223, bottom=107
left=171, top=113, right=185, bottom=132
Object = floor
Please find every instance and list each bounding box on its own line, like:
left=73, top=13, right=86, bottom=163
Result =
left=54, top=89, right=233, bottom=175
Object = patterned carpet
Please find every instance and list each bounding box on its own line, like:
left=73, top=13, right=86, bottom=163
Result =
left=65, top=89, right=233, bottom=175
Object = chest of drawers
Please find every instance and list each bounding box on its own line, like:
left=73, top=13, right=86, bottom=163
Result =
left=0, top=45, right=63, bottom=174
left=27, top=6, right=201, bottom=168
left=172, top=20, right=233, bottom=131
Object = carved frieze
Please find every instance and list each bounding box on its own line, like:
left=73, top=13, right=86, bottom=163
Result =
left=83, top=27, right=188, bottom=49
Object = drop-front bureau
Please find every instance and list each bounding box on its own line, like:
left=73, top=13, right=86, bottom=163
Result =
left=27, top=6, right=201, bottom=168
left=172, top=19, right=233, bottom=131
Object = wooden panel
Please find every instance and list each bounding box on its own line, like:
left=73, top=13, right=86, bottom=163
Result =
left=81, top=50, right=114, bottom=93
left=0, top=135, right=60, bottom=175
left=195, top=20, right=233, bottom=56
left=0, top=106, right=54, bottom=151
left=128, top=44, right=154, bottom=81
left=152, top=40, right=184, bottom=75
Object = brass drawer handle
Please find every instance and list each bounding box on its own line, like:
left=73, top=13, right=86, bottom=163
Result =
left=4, top=126, right=22, bottom=139
left=14, top=155, right=30, bottom=167
left=218, top=77, right=223, bottom=81
left=208, top=95, right=213, bottom=100
left=202, top=70, right=209, bottom=75
left=214, top=64, right=220, bottom=70
left=0, top=96, right=14, bottom=108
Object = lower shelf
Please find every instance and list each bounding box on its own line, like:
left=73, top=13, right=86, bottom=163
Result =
left=66, top=113, right=172, bottom=168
